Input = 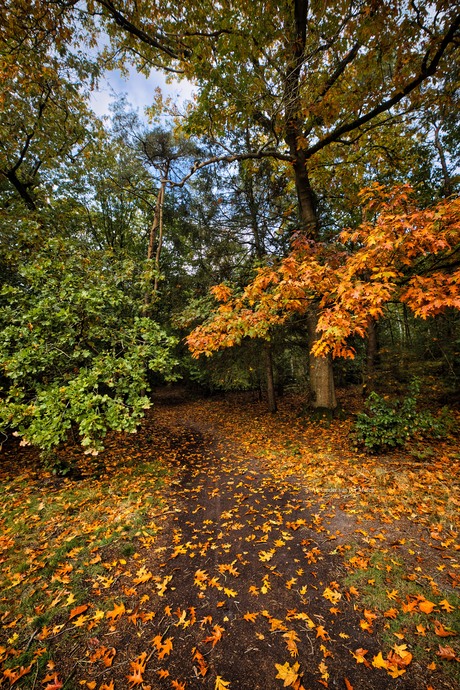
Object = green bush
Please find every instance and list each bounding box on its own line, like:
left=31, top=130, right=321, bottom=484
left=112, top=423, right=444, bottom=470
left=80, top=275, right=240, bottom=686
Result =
left=0, top=238, right=178, bottom=454
left=354, top=380, right=451, bottom=452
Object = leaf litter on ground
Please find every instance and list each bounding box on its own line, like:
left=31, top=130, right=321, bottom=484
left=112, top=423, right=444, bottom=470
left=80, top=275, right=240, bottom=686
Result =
left=0, top=387, right=459, bottom=689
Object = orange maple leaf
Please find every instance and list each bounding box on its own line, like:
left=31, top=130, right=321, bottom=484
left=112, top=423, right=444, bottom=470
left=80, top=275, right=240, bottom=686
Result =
left=126, top=652, right=147, bottom=687
left=315, top=625, right=329, bottom=640
left=192, top=647, right=208, bottom=677
left=434, top=620, right=457, bottom=637
left=203, top=624, right=225, bottom=647
left=158, top=637, right=173, bottom=660
left=3, top=665, right=33, bottom=685
left=171, top=680, right=186, bottom=690
left=418, top=599, right=436, bottom=614
left=68, top=604, right=89, bottom=620
left=436, top=645, right=458, bottom=661
left=100, top=682, right=115, bottom=690
left=43, top=674, right=64, bottom=690
left=106, top=602, right=125, bottom=621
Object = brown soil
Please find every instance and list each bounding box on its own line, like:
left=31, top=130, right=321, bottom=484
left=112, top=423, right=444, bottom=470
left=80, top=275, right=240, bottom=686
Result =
left=1, top=388, right=459, bottom=690
left=80, top=389, right=458, bottom=690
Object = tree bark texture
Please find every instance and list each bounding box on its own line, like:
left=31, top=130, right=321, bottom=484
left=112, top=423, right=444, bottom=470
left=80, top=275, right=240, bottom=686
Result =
left=307, top=309, right=337, bottom=410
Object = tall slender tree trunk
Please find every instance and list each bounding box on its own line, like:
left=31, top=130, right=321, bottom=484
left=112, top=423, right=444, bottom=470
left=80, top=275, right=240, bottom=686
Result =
left=263, top=342, right=277, bottom=412
left=146, top=187, right=162, bottom=262
left=243, top=143, right=278, bottom=412
left=153, top=178, right=166, bottom=293
left=433, top=124, right=453, bottom=198
left=365, top=316, right=379, bottom=393
left=144, top=164, right=169, bottom=312
left=283, top=0, right=337, bottom=411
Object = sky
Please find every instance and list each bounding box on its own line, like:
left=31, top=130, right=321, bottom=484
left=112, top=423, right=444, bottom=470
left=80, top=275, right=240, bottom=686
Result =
left=89, top=64, right=195, bottom=122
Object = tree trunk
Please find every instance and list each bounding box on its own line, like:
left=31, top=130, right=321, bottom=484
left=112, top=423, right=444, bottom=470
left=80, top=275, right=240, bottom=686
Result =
left=153, top=179, right=166, bottom=293
left=146, top=186, right=162, bottom=262
left=282, top=0, right=336, bottom=410
left=364, top=316, right=379, bottom=393
left=307, top=310, right=337, bottom=411
left=434, top=124, right=453, bottom=198
left=264, top=342, right=277, bottom=412
left=144, top=163, right=169, bottom=312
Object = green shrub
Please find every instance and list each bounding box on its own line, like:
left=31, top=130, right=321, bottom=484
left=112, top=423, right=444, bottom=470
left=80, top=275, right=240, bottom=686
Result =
left=354, top=380, right=451, bottom=452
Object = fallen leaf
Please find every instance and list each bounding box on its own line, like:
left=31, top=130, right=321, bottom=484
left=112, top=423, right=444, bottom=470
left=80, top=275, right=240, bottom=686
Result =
left=418, top=599, right=436, bottom=614
left=434, top=620, right=457, bottom=637
left=274, top=661, right=301, bottom=687
left=106, top=602, right=125, bottom=621
left=69, top=604, right=89, bottom=620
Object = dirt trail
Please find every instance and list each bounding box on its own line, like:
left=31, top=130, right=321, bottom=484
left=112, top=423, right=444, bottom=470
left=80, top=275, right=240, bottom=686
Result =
left=130, top=393, right=437, bottom=689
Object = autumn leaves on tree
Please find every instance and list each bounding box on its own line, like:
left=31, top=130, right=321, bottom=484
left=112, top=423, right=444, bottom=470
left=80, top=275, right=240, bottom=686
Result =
left=187, top=185, right=460, bottom=362
left=1, top=0, right=459, bottom=450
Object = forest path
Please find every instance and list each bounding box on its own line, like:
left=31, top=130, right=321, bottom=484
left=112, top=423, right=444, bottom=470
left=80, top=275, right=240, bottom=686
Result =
left=131, top=390, right=429, bottom=690
left=1, top=389, right=458, bottom=690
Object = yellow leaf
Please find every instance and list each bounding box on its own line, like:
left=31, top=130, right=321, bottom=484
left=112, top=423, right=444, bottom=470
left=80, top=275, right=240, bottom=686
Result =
left=352, top=648, right=368, bottom=665
left=318, top=660, right=329, bottom=681
left=223, top=587, right=237, bottom=598
left=274, top=661, right=300, bottom=687
left=323, top=587, right=341, bottom=604
left=215, top=676, right=231, bottom=689
left=439, top=599, right=455, bottom=613
left=372, top=652, right=388, bottom=669
left=392, top=643, right=410, bottom=659
left=72, top=615, right=88, bottom=627
left=386, top=666, right=407, bottom=679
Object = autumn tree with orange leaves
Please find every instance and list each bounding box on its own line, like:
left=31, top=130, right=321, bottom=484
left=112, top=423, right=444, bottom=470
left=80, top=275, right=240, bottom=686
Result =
left=187, top=184, right=460, bottom=368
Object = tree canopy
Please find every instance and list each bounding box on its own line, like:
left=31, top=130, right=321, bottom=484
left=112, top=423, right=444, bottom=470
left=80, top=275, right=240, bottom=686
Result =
left=1, top=0, right=459, bottom=452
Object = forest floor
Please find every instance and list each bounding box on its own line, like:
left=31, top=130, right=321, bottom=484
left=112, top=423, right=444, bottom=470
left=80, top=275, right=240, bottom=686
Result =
left=0, top=387, right=459, bottom=690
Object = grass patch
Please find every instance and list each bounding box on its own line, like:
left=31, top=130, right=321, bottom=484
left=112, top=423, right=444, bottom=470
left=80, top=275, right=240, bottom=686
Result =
left=343, top=548, right=460, bottom=684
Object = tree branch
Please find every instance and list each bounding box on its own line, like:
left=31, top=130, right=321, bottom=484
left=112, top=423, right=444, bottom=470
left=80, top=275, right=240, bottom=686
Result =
left=168, top=149, right=294, bottom=188
left=95, top=0, right=190, bottom=60
left=304, top=14, right=460, bottom=158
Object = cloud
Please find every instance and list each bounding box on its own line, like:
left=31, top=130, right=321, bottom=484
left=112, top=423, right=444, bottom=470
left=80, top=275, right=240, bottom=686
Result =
left=90, top=66, right=194, bottom=120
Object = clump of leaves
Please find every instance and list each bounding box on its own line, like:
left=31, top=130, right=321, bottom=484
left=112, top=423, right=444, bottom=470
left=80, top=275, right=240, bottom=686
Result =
left=0, top=238, right=179, bottom=455
left=354, top=380, right=452, bottom=452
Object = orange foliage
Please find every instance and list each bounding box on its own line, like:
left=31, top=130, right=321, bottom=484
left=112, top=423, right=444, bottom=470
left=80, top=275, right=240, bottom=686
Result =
left=187, top=185, right=460, bottom=359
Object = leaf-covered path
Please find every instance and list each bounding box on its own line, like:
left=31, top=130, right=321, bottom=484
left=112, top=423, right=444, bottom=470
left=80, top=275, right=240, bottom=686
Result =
left=112, top=391, right=459, bottom=690
left=142, top=411, right=376, bottom=689
left=1, top=389, right=459, bottom=689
